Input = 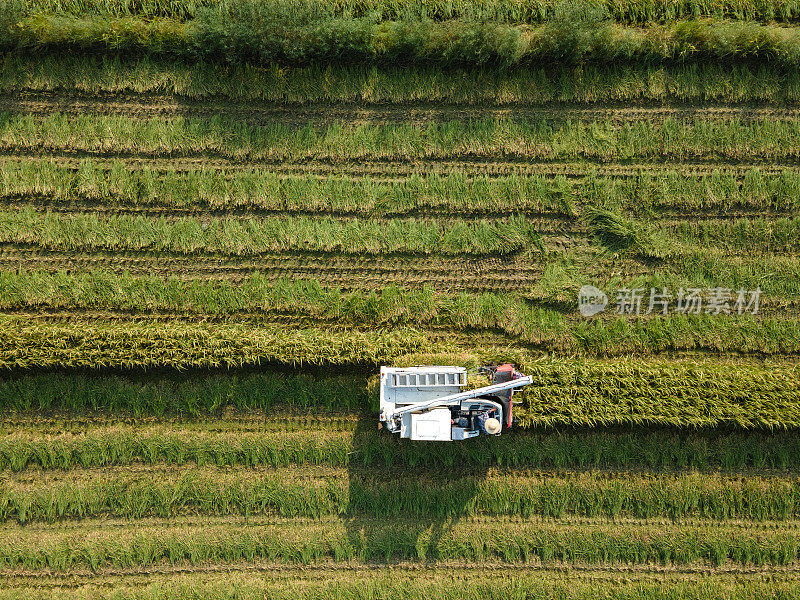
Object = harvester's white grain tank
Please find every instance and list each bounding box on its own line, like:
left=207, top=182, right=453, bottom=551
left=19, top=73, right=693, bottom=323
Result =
left=379, top=366, right=467, bottom=441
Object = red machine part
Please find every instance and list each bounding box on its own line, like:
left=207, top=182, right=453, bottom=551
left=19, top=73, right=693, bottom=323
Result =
left=492, top=363, right=517, bottom=429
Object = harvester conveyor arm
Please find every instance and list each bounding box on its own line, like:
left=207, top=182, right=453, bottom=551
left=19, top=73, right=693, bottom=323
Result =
left=388, top=376, right=533, bottom=418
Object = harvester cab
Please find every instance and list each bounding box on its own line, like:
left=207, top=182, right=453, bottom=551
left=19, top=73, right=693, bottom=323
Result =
left=378, top=364, right=532, bottom=441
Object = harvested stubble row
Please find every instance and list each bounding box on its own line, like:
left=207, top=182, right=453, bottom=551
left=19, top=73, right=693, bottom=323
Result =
left=0, top=573, right=798, bottom=600
left=3, top=467, right=800, bottom=522
left=1, top=517, right=798, bottom=568
left=5, top=113, right=800, bottom=163
left=3, top=417, right=800, bottom=471
left=6, top=161, right=800, bottom=215
left=5, top=56, right=799, bottom=105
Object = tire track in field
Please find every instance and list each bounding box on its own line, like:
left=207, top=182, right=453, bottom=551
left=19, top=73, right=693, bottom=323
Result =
left=0, top=246, right=561, bottom=291
left=0, top=413, right=360, bottom=435
left=1, top=195, right=790, bottom=224
left=2, top=298, right=797, bottom=323
left=5, top=91, right=800, bottom=124
left=7, top=513, right=800, bottom=533
left=2, top=153, right=797, bottom=179
left=0, top=197, right=581, bottom=231
left=2, top=560, right=799, bottom=585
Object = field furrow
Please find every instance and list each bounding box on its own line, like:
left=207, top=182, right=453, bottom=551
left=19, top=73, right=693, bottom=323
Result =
left=0, top=246, right=554, bottom=289
left=2, top=567, right=799, bottom=597
left=4, top=153, right=798, bottom=179
left=0, top=196, right=788, bottom=225
left=6, top=92, right=800, bottom=125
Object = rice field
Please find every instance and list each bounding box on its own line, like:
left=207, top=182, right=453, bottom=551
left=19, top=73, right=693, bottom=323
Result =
left=1, top=0, right=800, bottom=598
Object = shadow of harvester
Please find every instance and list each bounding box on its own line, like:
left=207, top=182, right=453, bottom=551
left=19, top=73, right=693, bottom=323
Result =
left=343, top=412, right=495, bottom=563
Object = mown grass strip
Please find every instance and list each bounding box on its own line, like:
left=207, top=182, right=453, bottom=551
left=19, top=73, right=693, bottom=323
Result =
left=1, top=269, right=799, bottom=342
left=3, top=55, right=797, bottom=104
left=7, top=161, right=800, bottom=216
left=3, top=420, right=800, bottom=471
left=0, top=160, right=578, bottom=217
left=2, top=469, right=799, bottom=522
left=0, top=209, right=539, bottom=255
left=4, top=113, right=800, bottom=163
left=1, top=519, right=798, bottom=568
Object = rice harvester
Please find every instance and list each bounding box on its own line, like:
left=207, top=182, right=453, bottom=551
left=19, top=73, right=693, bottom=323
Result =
left=379, top=364, right=532, bottom=441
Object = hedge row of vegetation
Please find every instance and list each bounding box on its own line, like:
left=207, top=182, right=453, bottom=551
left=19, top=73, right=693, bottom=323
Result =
left=6, top=1, right=800, bottom=66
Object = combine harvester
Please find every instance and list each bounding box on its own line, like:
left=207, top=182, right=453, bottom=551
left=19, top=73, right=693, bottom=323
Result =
left=379, top=364, right=532, bottom=441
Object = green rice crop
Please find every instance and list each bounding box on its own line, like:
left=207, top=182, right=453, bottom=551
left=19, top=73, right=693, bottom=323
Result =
left=18, top=0, right=800, bottom=24
left=1, top=311, right=799, bottom=367
left=2, top=468, right=798, bottom=522
left=0, top=209, right=539, bottom=255
left=0, top=272, right=552, bottom=322
left=0, top=318, right=427, bottom=369
left=0, top=371, right=369, bottom=415
left=7, top=6, right=800, bottom=68
left=516, top=358, right=800, bottom=428
left=1, top=574, right=797, bottom=600
left=3, top=54, right=797, bottom=105
left=0, top=357, right=798, bottom=427
left=540, top=251, right=800, bottom=302
left=1, top=519, right=797, bottom=568
left=3, top=417, right=800, bottom=471
left=4, top=112, right=800, bottom=163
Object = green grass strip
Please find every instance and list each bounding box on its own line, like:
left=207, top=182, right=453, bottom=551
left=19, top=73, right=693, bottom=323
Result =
left=3, top=55, right=797, bottom=104
left=0, top=160, right=578, bottom=217
left=0, top=209, right=538, bottom=255
left=1, top=269, right=799, bottom=339
left=0, top=371, right=369, bottom=415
